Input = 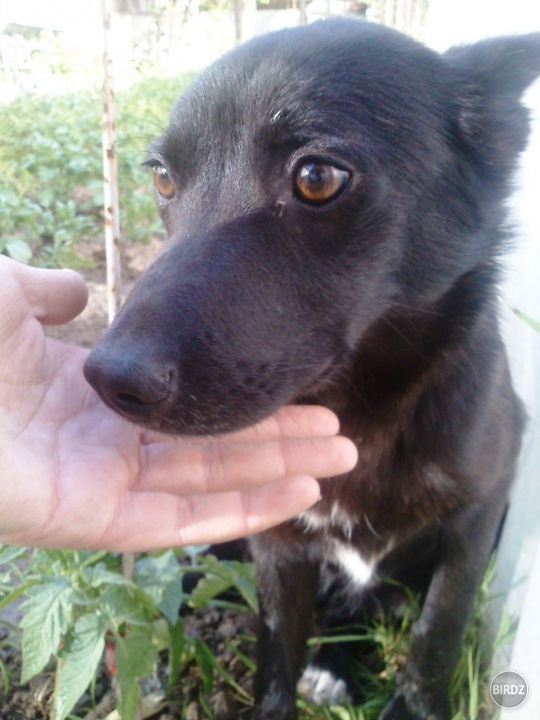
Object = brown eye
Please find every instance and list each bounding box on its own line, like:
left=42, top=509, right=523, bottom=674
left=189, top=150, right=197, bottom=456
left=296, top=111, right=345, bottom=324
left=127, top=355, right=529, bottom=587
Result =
left=294, top=161, right=350, bottom=204
left=153, top=165, right=175, bottom=199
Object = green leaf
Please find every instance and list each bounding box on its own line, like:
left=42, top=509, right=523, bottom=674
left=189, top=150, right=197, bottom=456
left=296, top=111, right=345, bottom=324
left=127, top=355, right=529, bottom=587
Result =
left=467, top=646, right=479, bottom=720
left=116, top=626, right=159, bottom=678
left=118, top=680, right=140, bottom=720
left=135, top=551, right=183, bottom=624
left=511, top=307, right=540, bottom=333
left=20, top=576, right=72, bottom=682
left=190, top=556, right=258, bottom=612
left=82, top=563, right=132, bottom=588
left=116, top=627, right=159, bottom=720
left=189, top=574, right=233, bottom=607
left=182, top=544, right=211, bottom=564
left=0, top=545, right=28, bottom=565
left=53, top=613, right=107, bottom=720
left=3, top=238, right=32, bottom=263
left=167, top=619, right=185, bottom=694
left=149, top=618, right=170, bottom=652
left=223, top=639, right=255, bottom=673
left=193, top=639, right=216, bottom=692
left=100, top=584, right=156, bottom=628
left=500, top=298, right=540, bottom=333
left=209, top=642, right=251, bottom=699
left=0, top=579, right=40, bottom=612
left=79, top=550, right=110, bottom=567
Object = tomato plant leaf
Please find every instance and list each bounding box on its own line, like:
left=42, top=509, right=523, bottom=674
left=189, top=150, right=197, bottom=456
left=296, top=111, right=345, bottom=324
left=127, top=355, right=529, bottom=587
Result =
left=53, top=613, right=107, bottom=720
left=116, top=626, right=159, bottom=720
left=135, top=550, right=183, bottom=625
left=20, top=577, right=72, bottom=683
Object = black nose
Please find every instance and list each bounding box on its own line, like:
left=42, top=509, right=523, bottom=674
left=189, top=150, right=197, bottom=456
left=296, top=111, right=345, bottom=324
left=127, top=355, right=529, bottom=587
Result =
left=84, top=349, right=174, bottom=421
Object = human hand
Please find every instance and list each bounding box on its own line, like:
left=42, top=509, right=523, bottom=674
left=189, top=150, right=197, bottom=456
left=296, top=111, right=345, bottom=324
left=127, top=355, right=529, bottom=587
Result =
left=0, top=256, right=357, bottom=551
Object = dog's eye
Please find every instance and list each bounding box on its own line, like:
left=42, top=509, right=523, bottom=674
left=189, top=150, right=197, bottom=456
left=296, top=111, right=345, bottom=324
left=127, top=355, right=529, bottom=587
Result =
left=152, top=165, right=175, bottom=200
left=294, top=161, right=350, bottom=205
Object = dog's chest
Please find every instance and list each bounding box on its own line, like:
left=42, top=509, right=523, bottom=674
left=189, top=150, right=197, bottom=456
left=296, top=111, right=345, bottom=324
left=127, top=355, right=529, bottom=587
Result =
left=296, top=501, right=358, bottom=539
left=328, top=538, right=376, bottom=585
left=296, top=503, right=389, bottom=586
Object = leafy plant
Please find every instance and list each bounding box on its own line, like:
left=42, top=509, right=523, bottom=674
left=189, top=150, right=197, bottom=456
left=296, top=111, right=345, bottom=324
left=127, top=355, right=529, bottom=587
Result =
left=0, top=546, right=185, bottom=720
left=188, top=554, right=258, bottom=613
left=0, top=542, right=509, bottom=719
left=0, top=73, right=194, bottom=266
left=0, top=545, right=260, bottom=720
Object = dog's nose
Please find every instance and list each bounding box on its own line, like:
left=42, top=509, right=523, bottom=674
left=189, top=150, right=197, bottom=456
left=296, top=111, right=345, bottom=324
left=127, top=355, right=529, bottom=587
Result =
left=84, top=349, right=174, bottom=421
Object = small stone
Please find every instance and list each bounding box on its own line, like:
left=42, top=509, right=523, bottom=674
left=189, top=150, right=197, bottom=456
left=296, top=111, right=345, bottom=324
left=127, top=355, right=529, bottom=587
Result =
left=209, top=688, right=237, bottom=720
left=218, top=620, right=236, bottom=639
left=184, top=702, right=200, bottom=720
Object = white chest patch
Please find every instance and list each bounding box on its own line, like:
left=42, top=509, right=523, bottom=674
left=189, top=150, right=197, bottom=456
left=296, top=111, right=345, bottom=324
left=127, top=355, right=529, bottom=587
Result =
left=331, top=540, right=374, bottom=585
left=295, top=503, right=380, bottom=587
left=296, top=501, right=358, bottom=539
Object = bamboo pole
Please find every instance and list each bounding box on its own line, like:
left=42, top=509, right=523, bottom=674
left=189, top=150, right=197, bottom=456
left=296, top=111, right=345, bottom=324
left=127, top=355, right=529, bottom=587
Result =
left=101, top=5, right=139, bottom=716
left=102, top=0, right=135, bottom=584
left=102, top=0, right=122, bottom=325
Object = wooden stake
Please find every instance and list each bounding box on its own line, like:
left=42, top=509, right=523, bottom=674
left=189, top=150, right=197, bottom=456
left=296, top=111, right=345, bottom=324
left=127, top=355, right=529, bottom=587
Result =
left=102, top=0, right=122, bottom=324
left=101, top=6, right=139, bottom=717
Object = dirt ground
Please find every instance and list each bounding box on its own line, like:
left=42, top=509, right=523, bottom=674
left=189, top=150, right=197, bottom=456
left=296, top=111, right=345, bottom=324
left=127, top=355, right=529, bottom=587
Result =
left=0, top=237, right=257, bottom=720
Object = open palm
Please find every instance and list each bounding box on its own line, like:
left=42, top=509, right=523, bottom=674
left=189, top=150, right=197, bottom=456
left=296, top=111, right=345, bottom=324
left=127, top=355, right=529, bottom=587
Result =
left=0, top=257, right=357, bottom=551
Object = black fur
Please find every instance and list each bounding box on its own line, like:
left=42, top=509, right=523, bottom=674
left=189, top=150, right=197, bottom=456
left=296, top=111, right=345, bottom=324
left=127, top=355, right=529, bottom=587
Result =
left=84, top=19, right=540, bottom=719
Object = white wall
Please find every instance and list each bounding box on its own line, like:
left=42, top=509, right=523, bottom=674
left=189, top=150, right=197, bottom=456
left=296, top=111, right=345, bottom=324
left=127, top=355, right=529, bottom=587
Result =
left=426, top=2, right=540, bottom=716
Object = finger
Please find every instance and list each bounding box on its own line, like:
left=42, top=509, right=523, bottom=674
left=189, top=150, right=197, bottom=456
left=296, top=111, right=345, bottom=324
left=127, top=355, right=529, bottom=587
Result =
left=100, top=475, right=321, bottom=552
left=137, top=434, right=357, bottom=494
left=15, top=262, right=88, bottom=325
left=219, top=405, right=341, bottom=442
left=141, top=405, right=342, bottom=446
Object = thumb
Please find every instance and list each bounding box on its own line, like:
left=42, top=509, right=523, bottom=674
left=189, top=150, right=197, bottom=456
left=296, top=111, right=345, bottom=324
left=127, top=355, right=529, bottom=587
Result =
left=13, top=261, right=89, bottom=326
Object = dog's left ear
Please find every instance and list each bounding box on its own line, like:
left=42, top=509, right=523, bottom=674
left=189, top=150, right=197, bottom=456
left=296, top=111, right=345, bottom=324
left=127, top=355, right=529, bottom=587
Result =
left=445, top=33, right=540, bottom=172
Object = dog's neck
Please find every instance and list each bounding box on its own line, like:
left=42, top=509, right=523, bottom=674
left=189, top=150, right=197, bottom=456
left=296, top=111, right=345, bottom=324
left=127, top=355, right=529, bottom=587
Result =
left=297, top=263, right=502, bottom=444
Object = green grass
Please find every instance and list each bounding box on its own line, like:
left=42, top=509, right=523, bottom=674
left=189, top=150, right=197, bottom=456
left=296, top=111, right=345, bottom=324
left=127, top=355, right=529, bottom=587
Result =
left=179, top=559, right=506, bottom=720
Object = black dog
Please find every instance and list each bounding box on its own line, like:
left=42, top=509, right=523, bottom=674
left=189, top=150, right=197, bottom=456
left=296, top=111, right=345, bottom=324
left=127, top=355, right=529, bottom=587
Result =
left=84, top=19, right=540, bottom=719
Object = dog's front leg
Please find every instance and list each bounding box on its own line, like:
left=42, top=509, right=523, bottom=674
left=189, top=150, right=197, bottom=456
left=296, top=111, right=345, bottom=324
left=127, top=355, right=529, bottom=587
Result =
left=250, top=529, right=320, bottom=720
left=381, top=486, right=510, bottom=720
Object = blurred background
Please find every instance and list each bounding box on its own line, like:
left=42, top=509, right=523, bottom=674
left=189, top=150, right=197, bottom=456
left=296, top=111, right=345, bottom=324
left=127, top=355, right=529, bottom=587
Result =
left=0, top=0, right=427, bottom=99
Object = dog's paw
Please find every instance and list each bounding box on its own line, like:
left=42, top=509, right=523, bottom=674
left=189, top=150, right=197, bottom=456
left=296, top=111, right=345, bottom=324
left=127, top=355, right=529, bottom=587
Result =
left=297, top=664, right=351, bottom=706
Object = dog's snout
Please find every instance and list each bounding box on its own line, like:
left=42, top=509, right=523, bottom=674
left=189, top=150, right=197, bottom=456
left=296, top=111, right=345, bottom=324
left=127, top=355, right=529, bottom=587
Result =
left=84, top=349, right=174, bottom=421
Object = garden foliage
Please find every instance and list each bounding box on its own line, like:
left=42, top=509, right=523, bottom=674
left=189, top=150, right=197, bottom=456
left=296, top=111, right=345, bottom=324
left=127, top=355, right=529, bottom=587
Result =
left=0, top=545, right=258, bottom=720
left=0, top=74, right=193, bottom=266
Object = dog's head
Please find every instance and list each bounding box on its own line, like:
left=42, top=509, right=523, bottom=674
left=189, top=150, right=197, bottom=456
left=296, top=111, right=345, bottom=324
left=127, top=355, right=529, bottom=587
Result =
left=84, top=20, right=540, bottom=435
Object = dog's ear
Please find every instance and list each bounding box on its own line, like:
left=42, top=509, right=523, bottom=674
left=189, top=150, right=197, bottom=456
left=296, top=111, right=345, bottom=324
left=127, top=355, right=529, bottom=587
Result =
left=445, top=33, right=540, bottom=171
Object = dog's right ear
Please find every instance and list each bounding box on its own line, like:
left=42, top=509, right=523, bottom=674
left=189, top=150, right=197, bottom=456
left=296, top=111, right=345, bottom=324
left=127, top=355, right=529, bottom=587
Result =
left=445, top=33, right=540, bottom=173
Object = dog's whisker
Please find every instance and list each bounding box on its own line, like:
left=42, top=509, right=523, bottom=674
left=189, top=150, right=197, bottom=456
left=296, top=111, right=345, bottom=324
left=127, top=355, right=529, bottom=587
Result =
left=389, top=302, right=445, bottom=318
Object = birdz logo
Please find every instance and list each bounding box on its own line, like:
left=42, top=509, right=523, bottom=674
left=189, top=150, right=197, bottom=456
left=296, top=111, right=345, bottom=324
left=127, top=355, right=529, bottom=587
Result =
left=490, top=671, right=529, bottom=709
